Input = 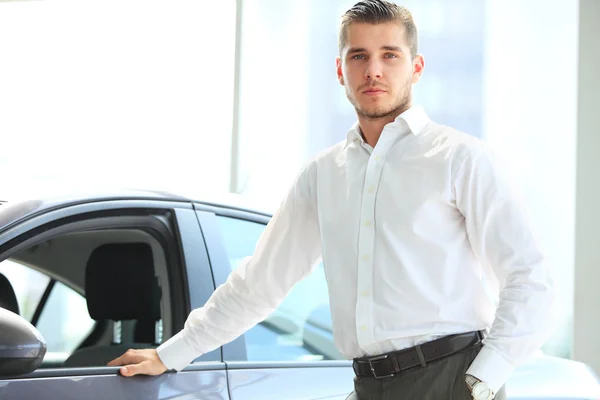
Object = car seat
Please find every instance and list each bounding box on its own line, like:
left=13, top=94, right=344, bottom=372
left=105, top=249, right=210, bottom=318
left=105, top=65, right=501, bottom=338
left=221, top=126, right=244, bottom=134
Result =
left=63, top=242, right=162, bottom=367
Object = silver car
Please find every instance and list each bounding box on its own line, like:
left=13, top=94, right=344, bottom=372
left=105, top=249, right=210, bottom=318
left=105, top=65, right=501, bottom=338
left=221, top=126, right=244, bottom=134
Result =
left=0, top=191, right=599, bottom=399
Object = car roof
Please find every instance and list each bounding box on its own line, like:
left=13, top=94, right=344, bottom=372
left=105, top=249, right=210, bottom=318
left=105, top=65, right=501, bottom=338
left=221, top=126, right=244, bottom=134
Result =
left=0, top=189, right=273, bottom=233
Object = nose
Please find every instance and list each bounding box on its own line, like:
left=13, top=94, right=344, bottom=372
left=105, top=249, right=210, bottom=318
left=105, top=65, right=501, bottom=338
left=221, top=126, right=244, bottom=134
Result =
left=365, top=59, right=382, bottom=80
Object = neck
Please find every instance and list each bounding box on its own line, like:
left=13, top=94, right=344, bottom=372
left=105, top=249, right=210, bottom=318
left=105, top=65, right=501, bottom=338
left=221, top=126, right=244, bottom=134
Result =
left=358, top=103, right=411, bottom=147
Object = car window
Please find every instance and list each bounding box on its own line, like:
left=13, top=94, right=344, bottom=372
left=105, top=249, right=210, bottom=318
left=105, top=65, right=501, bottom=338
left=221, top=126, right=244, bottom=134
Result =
left=36, top=281, right=96, bottom=356
left=0, top=208, right=197, bottom=369
left=0, top=260, right=49, bottom=320
left=216, top=216, right=343, bottom=361
left=0, top=260, right=96, bottom=362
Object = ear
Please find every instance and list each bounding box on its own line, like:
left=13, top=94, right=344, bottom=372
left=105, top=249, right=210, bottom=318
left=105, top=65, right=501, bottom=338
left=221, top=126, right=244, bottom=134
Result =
left=336, top=57, right=344, bottom=86
left=411, top=54, right=425, bottom=84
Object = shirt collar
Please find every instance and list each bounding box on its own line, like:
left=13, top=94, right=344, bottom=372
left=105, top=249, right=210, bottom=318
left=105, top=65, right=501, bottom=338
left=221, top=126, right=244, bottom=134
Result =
left=345, top=105, right=430, bottom=148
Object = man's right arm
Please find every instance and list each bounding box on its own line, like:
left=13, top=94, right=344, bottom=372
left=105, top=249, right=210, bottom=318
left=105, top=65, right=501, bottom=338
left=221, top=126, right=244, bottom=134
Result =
left=108, top=163, right=322, bottom=375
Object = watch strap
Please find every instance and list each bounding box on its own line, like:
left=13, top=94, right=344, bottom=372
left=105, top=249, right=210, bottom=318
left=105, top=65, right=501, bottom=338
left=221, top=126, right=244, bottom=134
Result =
left=465, top=374, right=480, bottom=389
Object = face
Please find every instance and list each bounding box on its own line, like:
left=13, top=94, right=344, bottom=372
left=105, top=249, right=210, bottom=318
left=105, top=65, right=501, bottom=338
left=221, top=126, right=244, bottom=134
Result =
left=337, top=22, right=424, bottom=120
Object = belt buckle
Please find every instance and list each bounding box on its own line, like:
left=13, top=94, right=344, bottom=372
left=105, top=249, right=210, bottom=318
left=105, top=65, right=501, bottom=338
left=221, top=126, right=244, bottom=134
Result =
left=367, top=354, right=395, bottom=380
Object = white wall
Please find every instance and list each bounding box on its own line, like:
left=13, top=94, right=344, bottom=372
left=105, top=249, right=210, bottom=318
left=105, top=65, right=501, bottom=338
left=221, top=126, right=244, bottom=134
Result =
left=234, top=0, right=311, bottom=209
left=483, top=0, right=578, bottom=358
left=0, top=0, right=236, bottom=200
left=574, top=0, right=600, bottom=373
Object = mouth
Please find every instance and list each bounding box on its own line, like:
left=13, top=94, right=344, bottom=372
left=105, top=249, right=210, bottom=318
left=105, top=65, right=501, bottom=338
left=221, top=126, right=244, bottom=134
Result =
left=363, top=88, right=386, bottom=96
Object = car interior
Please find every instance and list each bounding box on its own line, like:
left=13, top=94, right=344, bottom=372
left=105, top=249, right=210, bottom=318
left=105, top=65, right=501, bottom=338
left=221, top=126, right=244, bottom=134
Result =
left=0, top=227, right=174, bottom=369
left=0, top=272, right=19, bottom=315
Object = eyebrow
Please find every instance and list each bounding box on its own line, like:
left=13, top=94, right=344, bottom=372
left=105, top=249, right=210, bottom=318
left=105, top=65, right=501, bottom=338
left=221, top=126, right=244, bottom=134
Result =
left=347, top=46, right=404, bottom=55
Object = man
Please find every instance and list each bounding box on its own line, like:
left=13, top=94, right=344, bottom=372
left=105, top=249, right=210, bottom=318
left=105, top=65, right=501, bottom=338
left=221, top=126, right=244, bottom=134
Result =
left=109, top=1, right=555, bottom=399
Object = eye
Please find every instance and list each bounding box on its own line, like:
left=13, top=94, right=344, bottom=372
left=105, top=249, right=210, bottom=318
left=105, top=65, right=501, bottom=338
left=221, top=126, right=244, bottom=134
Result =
left=351, top=54, right=366, bottom=60
left=384, top=53, right=398, bottom=59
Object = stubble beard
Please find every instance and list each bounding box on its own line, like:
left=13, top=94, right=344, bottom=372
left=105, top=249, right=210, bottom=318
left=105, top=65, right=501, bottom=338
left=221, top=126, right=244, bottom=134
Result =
left=348, top=79, right=412, bottom=120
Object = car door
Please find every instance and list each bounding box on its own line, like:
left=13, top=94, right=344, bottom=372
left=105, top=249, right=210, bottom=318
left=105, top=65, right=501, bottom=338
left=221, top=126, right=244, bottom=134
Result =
left=0, top=197, right=229, bottom=400
left=194, top=203, right=355, bottom=400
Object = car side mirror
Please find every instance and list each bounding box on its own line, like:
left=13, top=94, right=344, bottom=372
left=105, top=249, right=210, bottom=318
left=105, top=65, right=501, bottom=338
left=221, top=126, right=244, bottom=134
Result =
left=0, top=307, right=47, bottom=378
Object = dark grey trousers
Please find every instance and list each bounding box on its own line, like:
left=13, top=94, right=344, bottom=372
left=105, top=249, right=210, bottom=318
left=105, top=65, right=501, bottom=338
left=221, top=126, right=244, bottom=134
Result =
left=347, top=343, right=507, bottom=400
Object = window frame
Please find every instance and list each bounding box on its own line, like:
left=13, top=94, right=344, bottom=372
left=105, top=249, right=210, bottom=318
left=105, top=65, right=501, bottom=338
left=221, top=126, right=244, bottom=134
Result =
left=0, top=199, right=216, bottom=378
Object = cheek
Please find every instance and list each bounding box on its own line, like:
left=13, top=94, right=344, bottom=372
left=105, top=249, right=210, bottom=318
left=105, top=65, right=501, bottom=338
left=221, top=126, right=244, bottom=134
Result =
left=343, top=65, right=363, bottom=83
left=387, top=61, right=412, bottom=76
left=390, top=67, right=413, bottom=87
left=341, top=68, right=352, bottom=85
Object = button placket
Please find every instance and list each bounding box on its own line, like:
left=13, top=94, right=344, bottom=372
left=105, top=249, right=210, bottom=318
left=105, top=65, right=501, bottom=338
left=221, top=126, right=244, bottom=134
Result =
left=355, top=130, right=395, bottom=349
left=356, top=162, right=386, bottom=348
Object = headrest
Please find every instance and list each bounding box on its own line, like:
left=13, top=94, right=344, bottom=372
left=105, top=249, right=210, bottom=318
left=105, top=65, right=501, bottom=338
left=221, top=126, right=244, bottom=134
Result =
left=0, top=272, right=20, bottom=315
left=85, top=243, right=161, bottom=321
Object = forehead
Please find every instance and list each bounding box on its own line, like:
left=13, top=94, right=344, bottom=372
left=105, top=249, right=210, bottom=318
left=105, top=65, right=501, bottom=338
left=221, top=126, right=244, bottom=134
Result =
left=343, top=22, right=408, bottom=52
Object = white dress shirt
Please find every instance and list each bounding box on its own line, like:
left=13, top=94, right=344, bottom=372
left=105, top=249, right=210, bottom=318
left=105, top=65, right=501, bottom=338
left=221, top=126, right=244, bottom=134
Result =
left=158, top=105, right=555, bottom=394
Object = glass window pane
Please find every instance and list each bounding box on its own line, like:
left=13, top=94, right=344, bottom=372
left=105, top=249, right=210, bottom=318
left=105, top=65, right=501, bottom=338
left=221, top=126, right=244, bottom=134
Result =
left=36, top=282, right=96, bottom=356
left=0, top=259, right=50, bottom=321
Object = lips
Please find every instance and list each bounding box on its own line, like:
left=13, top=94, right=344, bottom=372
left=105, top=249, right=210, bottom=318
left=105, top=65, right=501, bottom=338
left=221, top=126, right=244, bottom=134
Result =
left=364, top=88, right=386, bottom=96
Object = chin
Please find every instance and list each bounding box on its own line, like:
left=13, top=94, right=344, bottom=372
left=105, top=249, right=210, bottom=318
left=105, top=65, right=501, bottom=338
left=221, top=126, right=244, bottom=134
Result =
left=364, top=106, right=393, bottom=116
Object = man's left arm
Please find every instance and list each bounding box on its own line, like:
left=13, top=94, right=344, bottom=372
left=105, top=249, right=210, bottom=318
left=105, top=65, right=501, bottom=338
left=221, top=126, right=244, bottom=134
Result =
left=454, top=144, right=556, bottom=394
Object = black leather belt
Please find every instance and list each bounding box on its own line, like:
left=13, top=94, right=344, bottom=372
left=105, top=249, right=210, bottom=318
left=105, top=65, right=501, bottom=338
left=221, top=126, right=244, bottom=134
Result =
left=352, top=330, right=484, bottom=379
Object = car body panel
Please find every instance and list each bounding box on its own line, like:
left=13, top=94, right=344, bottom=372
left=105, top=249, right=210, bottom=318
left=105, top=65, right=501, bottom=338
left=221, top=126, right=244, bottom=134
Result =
left=0, top=190, right=271, bottom=237
left=194, top=208, right=251, bottom=362
left=0, top=199, right=192, bottom=254
left=0, top=366, right=228, bottom=400
left=0, top=190, right=191, bottom=234
left=174, top=207, right=222, bottom=363
left=226, top=363, right=354, bottom=400
left=506, top=354, right=600, bottom=399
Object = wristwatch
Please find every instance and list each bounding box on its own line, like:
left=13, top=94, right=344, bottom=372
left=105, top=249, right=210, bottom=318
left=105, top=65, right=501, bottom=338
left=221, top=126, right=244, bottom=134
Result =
left=465, top=374, right=494, bottom=400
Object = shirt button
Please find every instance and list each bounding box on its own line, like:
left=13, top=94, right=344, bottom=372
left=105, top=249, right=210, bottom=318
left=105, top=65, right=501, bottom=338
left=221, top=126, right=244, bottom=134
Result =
left=374, top=155, right=381, bottom=161
left=361, top=254, right=370, bottom=261
left=367, top=186, right=375, bottom=193
left=361, top=290, right=370, bottom=297
left=364, top=220, right=372, bottom=227
left=360, top=325, right=368, bottom=331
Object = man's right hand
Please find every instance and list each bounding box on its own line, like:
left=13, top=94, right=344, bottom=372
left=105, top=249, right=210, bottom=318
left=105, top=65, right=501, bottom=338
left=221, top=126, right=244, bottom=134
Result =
left=107, top=349, right=168, bottom=377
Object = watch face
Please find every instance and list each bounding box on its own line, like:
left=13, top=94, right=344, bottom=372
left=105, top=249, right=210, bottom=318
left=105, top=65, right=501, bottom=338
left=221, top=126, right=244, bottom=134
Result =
left=472, top=383, right=493, bottom=400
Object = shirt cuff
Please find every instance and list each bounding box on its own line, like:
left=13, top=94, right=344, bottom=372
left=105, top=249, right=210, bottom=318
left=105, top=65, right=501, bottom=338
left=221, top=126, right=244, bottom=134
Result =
left=156, top=331, right=199, bottom=371
left=466, top=345, right=515, bottom=394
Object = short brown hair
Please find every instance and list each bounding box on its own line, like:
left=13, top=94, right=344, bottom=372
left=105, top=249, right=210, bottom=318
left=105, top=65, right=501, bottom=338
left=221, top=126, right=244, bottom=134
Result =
left=339, top=1, right=418, bottom=59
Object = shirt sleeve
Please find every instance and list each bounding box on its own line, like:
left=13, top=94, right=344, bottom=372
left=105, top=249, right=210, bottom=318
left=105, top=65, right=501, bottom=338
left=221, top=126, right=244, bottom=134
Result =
left=157, top=163, right=322, bottom=371
left=454, top=144, right=556, bottom=394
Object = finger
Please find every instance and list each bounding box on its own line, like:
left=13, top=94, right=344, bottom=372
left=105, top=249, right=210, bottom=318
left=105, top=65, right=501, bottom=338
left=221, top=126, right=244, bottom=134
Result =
left=107, top=355, right=126, bottom=367
left=106, top=356, right=125, bottom=367
left=108, top=350, right=138, bottom=367
left=107, top=350, right=140, bottom=367
left=120, top=363, right=141, bottom=377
